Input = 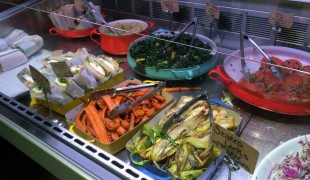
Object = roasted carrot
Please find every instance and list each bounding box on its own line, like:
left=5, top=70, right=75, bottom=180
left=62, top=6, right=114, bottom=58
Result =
left=140, top=115, right=149, bottom=123
left=151, top=101, right=166, bottom=110
left=86, top=119, right=96, bottom=137
left=129, top=112, right=135, bottom=131
left=75, top=109, right=88, bottom=132
left=113, top=117, right=121, bottom=129
left=101, top=106, right=108, bottom=119
left=98, top=109, right=105, bottom=125
left=115, top=126, right=126, bottom=136
left=145, top=107, right=155, bottom=117
left=121, top=81, right=141, bottom=87
left=110, top=132, right=119, bottom=141
left=152, top=94, right=166, bottom=103
left=131, top=91, right=147, bottom=98
left=96, top=100, right=106, bottom=109
left=133, top=107, right=145, bottom=117
left=84, top=105, right=110, bottom=144
left=120, top=120, right=130, bottom=129
left=101, top=95, right=116, bottom=111
left=113, top=95, right=124, bottom=106
left=105, top=118, right=119, bottom=131
left=134, top=116, right=142, bottom=124
left=164, top=87, right=202, bottom=92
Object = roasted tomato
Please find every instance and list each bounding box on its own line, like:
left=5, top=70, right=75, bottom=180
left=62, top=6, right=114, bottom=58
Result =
left=239, top=79, right=265, bottom=94
left=281, top=75, right=303, bottom=91
left=260, top=56, right=283, bottom=68
left=239, top=56, right=309, bottom=103
left=282, top=59, right=303, bottom=74
left=303, top=65, right=310, bottom=72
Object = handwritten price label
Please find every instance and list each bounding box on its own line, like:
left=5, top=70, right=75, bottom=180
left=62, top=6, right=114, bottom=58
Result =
left=269, top=10, right=293, bottom=29
left=211, top=123, right=259, bottom=174
left=161, top=0, right=179, bottom=12
left=29, top=65, right=51, bottom=94
left=50, top=62, right=74, bottom=78
left=205, top=3, right=220, bottom=19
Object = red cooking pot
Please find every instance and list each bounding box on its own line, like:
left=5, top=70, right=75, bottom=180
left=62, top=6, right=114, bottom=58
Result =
left=48, top=12, right=107, bottom=38
left=49, top=27, right=97, bottom=38
left=90, top=19, right=154, bottom=55
left=209, top=46, right=310, bottom=115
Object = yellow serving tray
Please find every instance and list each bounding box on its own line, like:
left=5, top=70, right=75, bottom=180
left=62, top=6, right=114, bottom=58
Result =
left=65, top=79, right=174, bottom=154
left=30, top=71, right=125, bottom=115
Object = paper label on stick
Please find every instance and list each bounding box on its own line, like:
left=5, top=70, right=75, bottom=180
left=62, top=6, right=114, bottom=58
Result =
left=50, top=62, right=74, bottom=78
left=269, top=10, right=293, bottom=29
left=211, top=123, right=259, bottom=174
left=205, top=3, right=220, bottom=19
left=161, top=0, right=179, bottom=12
left=29, top=65, right=51, bottom=94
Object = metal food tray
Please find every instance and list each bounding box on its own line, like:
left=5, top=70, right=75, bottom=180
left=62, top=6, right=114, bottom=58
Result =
left=65, top=79, right=174, bottom=154
left=126, top=99, right=243, bottom=180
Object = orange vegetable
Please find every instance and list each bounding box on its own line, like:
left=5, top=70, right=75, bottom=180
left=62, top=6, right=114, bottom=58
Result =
left=115, top=126, right=126, bottom=136
left=101, top=95, right=116, bottom=111
left=164, top=87, right=202, bottom=92
left=120, top=120, right=130, bottom=129
left=84, top=105, right=110, bottom=144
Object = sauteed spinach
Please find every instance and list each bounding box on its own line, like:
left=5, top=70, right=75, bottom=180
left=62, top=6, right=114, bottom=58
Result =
left=129, top=34, right=213, bottom=69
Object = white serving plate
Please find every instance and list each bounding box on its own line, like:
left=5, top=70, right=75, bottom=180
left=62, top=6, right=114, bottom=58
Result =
left=251, top=134, right=310, bottom=180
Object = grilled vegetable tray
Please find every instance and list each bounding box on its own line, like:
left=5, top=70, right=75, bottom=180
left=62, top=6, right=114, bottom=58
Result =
left=126, top=97, right=242, bottom=180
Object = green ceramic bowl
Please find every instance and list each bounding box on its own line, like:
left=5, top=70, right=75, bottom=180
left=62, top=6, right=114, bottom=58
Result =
left=127, top=31, right=218, bottom=80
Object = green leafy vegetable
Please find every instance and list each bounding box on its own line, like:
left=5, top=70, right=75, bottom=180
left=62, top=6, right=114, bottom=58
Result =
left=129, top=34, right=213, bottom=69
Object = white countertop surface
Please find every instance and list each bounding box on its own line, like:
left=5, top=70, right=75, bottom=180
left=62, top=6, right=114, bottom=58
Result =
left=0, top=49, right=52, bottom=97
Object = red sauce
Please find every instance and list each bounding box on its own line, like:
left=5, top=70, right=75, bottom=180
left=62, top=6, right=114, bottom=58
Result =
left=238, top=57, right=310, bottom=103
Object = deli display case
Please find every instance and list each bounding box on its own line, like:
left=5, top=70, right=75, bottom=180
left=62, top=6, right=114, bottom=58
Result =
left=0, top=0, right=309, bottom=180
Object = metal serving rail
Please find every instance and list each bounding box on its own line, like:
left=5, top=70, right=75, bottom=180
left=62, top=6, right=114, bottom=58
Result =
left=0, top=1, right=309, bottom=179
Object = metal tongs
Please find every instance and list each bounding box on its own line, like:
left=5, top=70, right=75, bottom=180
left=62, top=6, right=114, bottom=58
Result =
left=159, top=17, right=198, bottom=57
left=81, top=0, right=117, bottom=34
left=107, top=81, right=166, bottom=119
left=240, top=32, right=250, bottom=82
left=161, top=91, right=213, bottom=135
left=242, top=33, right=283, bottom=80
left=88, top=83, right=159, bottom=101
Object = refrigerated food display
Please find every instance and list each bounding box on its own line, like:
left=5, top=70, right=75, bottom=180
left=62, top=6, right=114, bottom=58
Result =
left=0, top=0, right=309, bottom=179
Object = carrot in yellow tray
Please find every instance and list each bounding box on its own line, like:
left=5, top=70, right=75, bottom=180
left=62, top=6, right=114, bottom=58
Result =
left=101, top=94, right=116, bottom=111
left=74, top=81, right=168, bottom=144
left=84, top=105, right=110, bottom=144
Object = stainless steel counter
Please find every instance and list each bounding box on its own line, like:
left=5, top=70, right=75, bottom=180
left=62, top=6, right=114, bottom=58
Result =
left=1, top=29, right=309, bottom=180
left=0, top=1, right=309, bottom=179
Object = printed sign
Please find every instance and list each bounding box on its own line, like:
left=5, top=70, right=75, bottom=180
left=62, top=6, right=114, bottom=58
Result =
left=205, top=3, right=220, bottom=19
left=29, top=65, right=51, bottom=94
left=50, top=62, right=74, bottom=78
left=211, top=123, right=259, bottom=174
left=269, top=10, right=293, bottom=29
left=161, top=0, right=179, bottom=12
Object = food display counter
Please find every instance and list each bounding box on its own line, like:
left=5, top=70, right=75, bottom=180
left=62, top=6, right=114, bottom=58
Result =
left=0, top=0, right=309, bottom=180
